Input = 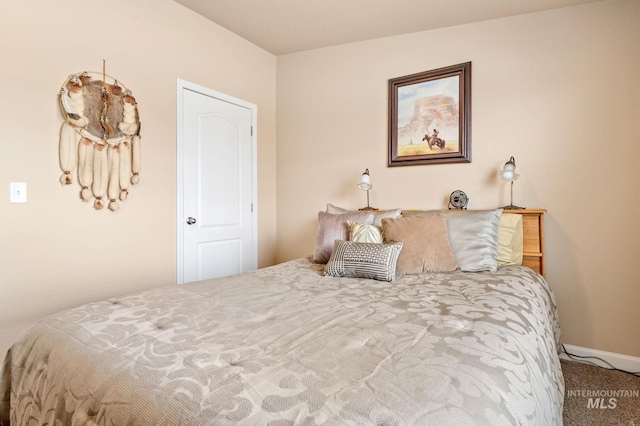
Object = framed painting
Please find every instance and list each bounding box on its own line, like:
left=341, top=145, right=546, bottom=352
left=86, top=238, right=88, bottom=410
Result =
left=388, top=62, right=471, bottom=166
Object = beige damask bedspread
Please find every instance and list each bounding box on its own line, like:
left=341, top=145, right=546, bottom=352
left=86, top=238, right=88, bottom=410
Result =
left=0, top=258, right=563, bottom=425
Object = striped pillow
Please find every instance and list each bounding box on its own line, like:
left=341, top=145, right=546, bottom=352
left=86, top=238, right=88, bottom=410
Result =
left=323, top=240, right=403, bottom=282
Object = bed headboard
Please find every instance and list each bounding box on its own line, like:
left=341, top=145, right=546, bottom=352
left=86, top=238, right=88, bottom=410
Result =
left=504, top=209, right=546, bottom=277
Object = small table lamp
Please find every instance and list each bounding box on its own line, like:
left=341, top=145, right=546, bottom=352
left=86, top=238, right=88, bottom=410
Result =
left=500, top=156, right=525, bottom=210
left=357, top=168, right=376, bottom=211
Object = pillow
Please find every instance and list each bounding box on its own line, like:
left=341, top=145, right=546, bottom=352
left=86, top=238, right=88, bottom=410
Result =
left=497, top=213, right=524, bottom=266
left=400, top=210, right=440, bottom=218
left=445, top=209, right=503, bottom=272
left=370, top=209, right=402, bottom=226
left=324, top=240, right=403, bottom=282
left=381, top=214, right=457, bottom=274
left=326, top=203, right=349, bottom=214
left=327, top=204, right=401, bottom=226
left=313, top=211, right=374, bottom=263
left=348, top=221, right=383, bottom=244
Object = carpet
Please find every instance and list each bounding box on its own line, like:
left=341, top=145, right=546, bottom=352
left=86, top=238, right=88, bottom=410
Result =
left=562, top=358, right=640, bottom=425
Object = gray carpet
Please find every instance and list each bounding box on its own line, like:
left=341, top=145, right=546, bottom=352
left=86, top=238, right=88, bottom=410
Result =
left=562, top=358, right=640, bottom=425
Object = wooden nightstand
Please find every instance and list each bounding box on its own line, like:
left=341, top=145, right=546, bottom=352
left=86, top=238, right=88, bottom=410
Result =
left=505, top=209, right=546, bottom=277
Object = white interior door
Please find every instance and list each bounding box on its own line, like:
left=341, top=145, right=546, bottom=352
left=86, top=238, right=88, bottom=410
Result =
left=177, top=80, right=257, bottom=284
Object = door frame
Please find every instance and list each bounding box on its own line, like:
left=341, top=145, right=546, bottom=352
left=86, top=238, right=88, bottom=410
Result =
left=176, top=78, right=258, bottom=284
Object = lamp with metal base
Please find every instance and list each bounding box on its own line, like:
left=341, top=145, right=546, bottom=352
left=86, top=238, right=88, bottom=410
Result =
left=357, top=168, right=376, bottom=211
left=499, top=156, right=525, bottom=210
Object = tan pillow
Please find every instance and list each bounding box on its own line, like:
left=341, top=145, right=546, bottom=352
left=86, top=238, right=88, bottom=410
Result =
left=381, top=214, right=457, bottom=274
left=313, top=211, right=374, bottom=263
left=497, top=213, right=524, bottom=266
left=348, top=221, right=383, bottom=244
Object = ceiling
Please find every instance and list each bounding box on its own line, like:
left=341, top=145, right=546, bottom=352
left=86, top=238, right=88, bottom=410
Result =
left=173, top=0, right=602, bottom=55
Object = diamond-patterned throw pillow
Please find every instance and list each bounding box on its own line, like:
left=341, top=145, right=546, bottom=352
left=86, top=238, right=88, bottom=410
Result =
left=323, top=240, right=403, bottom=282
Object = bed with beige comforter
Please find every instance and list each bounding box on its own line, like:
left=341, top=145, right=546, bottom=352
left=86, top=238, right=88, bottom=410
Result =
left=1, top=258, right=563, bottom=425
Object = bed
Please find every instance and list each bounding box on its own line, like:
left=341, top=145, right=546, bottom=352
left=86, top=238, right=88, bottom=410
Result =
left=1, top=209, right=563, bottom=425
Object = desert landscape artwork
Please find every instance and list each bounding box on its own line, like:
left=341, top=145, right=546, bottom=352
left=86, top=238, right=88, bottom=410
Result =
left=388, top=62, right=471, bottom=166
left=396, top=76, right=460, bottom=156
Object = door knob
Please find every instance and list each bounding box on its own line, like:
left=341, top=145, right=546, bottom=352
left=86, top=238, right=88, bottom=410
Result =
left=186, top=217, right=197, bottom=225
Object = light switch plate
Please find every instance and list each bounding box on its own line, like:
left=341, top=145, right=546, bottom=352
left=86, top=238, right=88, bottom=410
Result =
left=10, top=182, right=27, bottom=203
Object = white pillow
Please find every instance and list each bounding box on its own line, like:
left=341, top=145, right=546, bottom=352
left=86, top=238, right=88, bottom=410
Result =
left=327, top=203, right=349, bottom=214
left=326, top=204, right=401, bottom=226
left=446, top=209, right=503, bottom=272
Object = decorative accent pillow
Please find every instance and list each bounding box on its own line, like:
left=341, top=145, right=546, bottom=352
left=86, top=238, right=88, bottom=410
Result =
left=313, top=211, right=374, bottom=264
left=323, top=240, right=403, bottom=282
left=381, top=214, right=457, bottom=275
left=348, top=221, right=383, bottom=244
left=497, top=213, right=524, bottom=266
left=327, top=204, right=401, bottom=226
left=446, top=209, right=503, bottom=272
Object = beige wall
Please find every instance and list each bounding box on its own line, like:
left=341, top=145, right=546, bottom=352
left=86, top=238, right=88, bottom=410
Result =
left=277, top=0, right=640, bottom=357
left=0, top=0, right=277, bottom=354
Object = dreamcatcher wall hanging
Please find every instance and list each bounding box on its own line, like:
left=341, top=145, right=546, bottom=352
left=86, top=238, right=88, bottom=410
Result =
left=58, top=62, right=141, bottom=211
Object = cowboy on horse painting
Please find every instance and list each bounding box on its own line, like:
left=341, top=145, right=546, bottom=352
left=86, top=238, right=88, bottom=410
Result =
left=422, top=128, right=445, bottom=149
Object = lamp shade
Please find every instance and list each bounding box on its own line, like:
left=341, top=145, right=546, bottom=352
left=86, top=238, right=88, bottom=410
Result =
left=357, top=168, right=372, bottom=191
left=500, top=156, right=519, bottom=181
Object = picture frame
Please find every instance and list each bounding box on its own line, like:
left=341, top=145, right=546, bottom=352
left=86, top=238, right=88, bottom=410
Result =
left=388, top=62, right=471, bottom=167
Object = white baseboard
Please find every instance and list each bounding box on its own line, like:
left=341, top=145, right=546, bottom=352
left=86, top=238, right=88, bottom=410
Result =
left=560, top=343, right=640, bottom=373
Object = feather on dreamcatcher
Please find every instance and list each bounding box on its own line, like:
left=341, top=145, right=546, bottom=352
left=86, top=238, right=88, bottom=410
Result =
left=58, top=63, right=141, bottom=211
